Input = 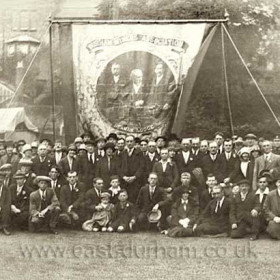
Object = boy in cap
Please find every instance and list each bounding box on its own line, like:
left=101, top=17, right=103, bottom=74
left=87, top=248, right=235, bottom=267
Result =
left=10, top=170, right=33, bottom=230
left=0, top=171, right=12, bottom=235
left=29, top=176, right=60, bottom=234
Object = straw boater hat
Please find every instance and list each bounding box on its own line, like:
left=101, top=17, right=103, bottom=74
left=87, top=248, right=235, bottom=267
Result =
left=0, top=163, right=12, bottom=171
left=35, top=176, right=52, bottom=183
left=18, top=159, right=33, bottom=166
left=13, top=170, right=26, bottom=179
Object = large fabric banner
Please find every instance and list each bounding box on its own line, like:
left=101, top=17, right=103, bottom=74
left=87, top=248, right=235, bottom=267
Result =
left=72, top=24, right=209, bottom=137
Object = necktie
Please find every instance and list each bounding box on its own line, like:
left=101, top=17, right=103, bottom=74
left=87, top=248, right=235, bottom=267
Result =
left=108, top=157, right=111, bottom=171
left=150, top=188, right=154, bottom=200
left=215, top=200, right=220, bottom=213
left=17, top=186, right=22, bottom=196
left=42, top=192, right=46, bottom=201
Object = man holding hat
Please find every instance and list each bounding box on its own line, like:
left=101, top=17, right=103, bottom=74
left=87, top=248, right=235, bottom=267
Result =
left=29, top=176, right=60, bottom=234
left=10, top=170, right=32, bottom=230
left=230, top=179, right=260, bottom=240
left=0, top=171, right=12, bottom=235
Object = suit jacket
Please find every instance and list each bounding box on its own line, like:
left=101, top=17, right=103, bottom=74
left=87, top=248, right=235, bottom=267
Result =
left=152, top=161, right=179, bottom=189
left=200, top=154, right=220, bottom=181
left=174, top=151, right=196, bottom=175
left=10, top=183, right=32, bottom=212
left=264, top=189, right=280, bottom=221
left=77, top=153, right=98, bottom=190
left=197, top=197, right=230, bottom=230
left=96, top=156, right=119, bottom=189
left=230, top=192, right=260, bottom=224
left=253, top=153, right=280, bottom=190
left=84, top=188, right=101, bottom=216
left=111, top=201, right=136, bottom=225
left=58, top=156, right=80, bottom=178
left=31, top=155, right=55, bottom=176
left=199, top=188, right=214, bottom=212
left=170, top=198, right=199, bottom=227
left=216, top=152, right=238, bottom=181
left=136, top=184, right=167, bottom=214
left=143, top=152, right=161, bottom=182
left=60, top=182, right=85, bottom=212
left=229, top=160, right=254, bottom=185
left=29, top=188, right=60, bottom=217
left=0, top=184, right=11, bottom=213
left=49, top=177, right=64, bottom=201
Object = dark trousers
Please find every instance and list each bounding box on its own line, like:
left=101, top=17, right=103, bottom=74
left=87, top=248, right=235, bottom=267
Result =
left=196, top=221, right=229, bottom=236
left=0, top=210, right=11, bottom=229
left=231, top=215, right=260, bottom=238
left=11, top=211, right=29, bottom=229
left=267, top=221, right=280, bottom=240
left=29, top=207, right=61, bottom=232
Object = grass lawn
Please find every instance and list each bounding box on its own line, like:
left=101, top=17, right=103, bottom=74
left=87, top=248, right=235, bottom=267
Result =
left=0, top=230, right=279, bottom=280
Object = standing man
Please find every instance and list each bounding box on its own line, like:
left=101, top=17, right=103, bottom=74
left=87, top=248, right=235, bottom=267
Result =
left=119, top=135, right=144, bottom=202
left=29, top=176, right=60, bottom=234
left=214, top=132, right=224, bottom=154
left=253, top=140, right=280, bottom=190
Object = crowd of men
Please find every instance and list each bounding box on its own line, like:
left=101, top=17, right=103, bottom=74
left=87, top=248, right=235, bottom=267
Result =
left=0, top=131, right=280, bottom=240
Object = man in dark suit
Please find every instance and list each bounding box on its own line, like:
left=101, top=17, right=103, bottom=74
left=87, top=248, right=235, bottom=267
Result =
left=199, top=174, right=216, bottom=212
left=10, top=171, right=33, bottom=230
left=214, top=132, right=224, bottom=154
left=216, top=139, right=238, bottom=182
left=31, top=144, right=55, bottom=176
left=84, top=177, right=103, bottom=220
left=0, top=171, right=12, bottom=235
left=264, top=176, right=280, bottom=239
left=253, top=140, right=280, bottom=190
left=255, top=175, right=270, bottom=232
left=119, top=135, right=144, bottom=202
left=58, top=144, right=79, bottom=179
left=201, top=141, right=220, bottom=181
left=96, top=142, right=119, bottom=189
left=195, top=185, right=230, bottom=236
left=136, top=173, right=167, bottom=231
left=143, top=140, right=160, bottom=183
left=227, top=147, right=254, bottom=187
left=230, top=179, right=260, bottom=240
left=191, top=137, right=205, bottom=167
left=152, top=148, right=179, bottom=194
left=29, top=176, right=61, bottom=234
left=59, top=171, right=86, bottom=227
left=48, top=166, right=64, bottom=201
left=175, top=138, right=196, bottom=175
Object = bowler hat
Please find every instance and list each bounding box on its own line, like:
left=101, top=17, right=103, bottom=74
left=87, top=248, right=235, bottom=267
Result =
left=107, top=133, right=118, bottom=141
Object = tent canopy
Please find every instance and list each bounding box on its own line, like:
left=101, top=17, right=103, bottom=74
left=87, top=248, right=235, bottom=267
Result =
left=0, top=107, right=38, bottom=133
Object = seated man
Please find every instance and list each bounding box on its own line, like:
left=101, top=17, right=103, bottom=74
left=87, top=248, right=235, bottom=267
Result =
left=230, top=179, right=260, bottom=240
left=264, top=176, right=280, bottom=239
left=167, top=187, right=199, bottom=237
left=84, top=178, right=103, bottom=220
left=194, top=185, right=230, bottom=237
left=255, top=175, right=270, bottom=233
left=136, top=172, right=167, bottom=231
left=10, top=170, right=33, bottom=230
left=29, top=176, right=61, bottom=234
left=107, top=189, right=137, bottom=233
left=0, top=171, right=11, bottom=235
left=59, top=171, right=86, bottom=227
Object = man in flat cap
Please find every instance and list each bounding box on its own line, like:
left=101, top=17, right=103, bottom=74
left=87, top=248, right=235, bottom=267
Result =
left=29, top=176, right=60, bottom=234
left=0, top=171, right=12, bottom=235
left=244, top=133, right=257, bottom=151
left=253, top=140, right=280, bottom=191
left=10, top=170, right=33, bottom=230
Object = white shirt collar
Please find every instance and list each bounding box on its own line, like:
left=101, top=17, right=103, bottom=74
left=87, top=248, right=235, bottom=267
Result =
left=256, top=187, right=269, bottom=195
left=39, top=189, right=46, bottom=198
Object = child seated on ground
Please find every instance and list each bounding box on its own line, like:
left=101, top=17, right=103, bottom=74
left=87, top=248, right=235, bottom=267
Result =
left=107, top=189, right=136, bottom=233
left=82, top=192, right=114, bottom=232
left=108, top=175, right=122, bottom=205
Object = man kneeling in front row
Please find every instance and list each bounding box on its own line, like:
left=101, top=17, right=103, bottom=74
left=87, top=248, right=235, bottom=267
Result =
left=29, top=176, right=61, bottom=234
